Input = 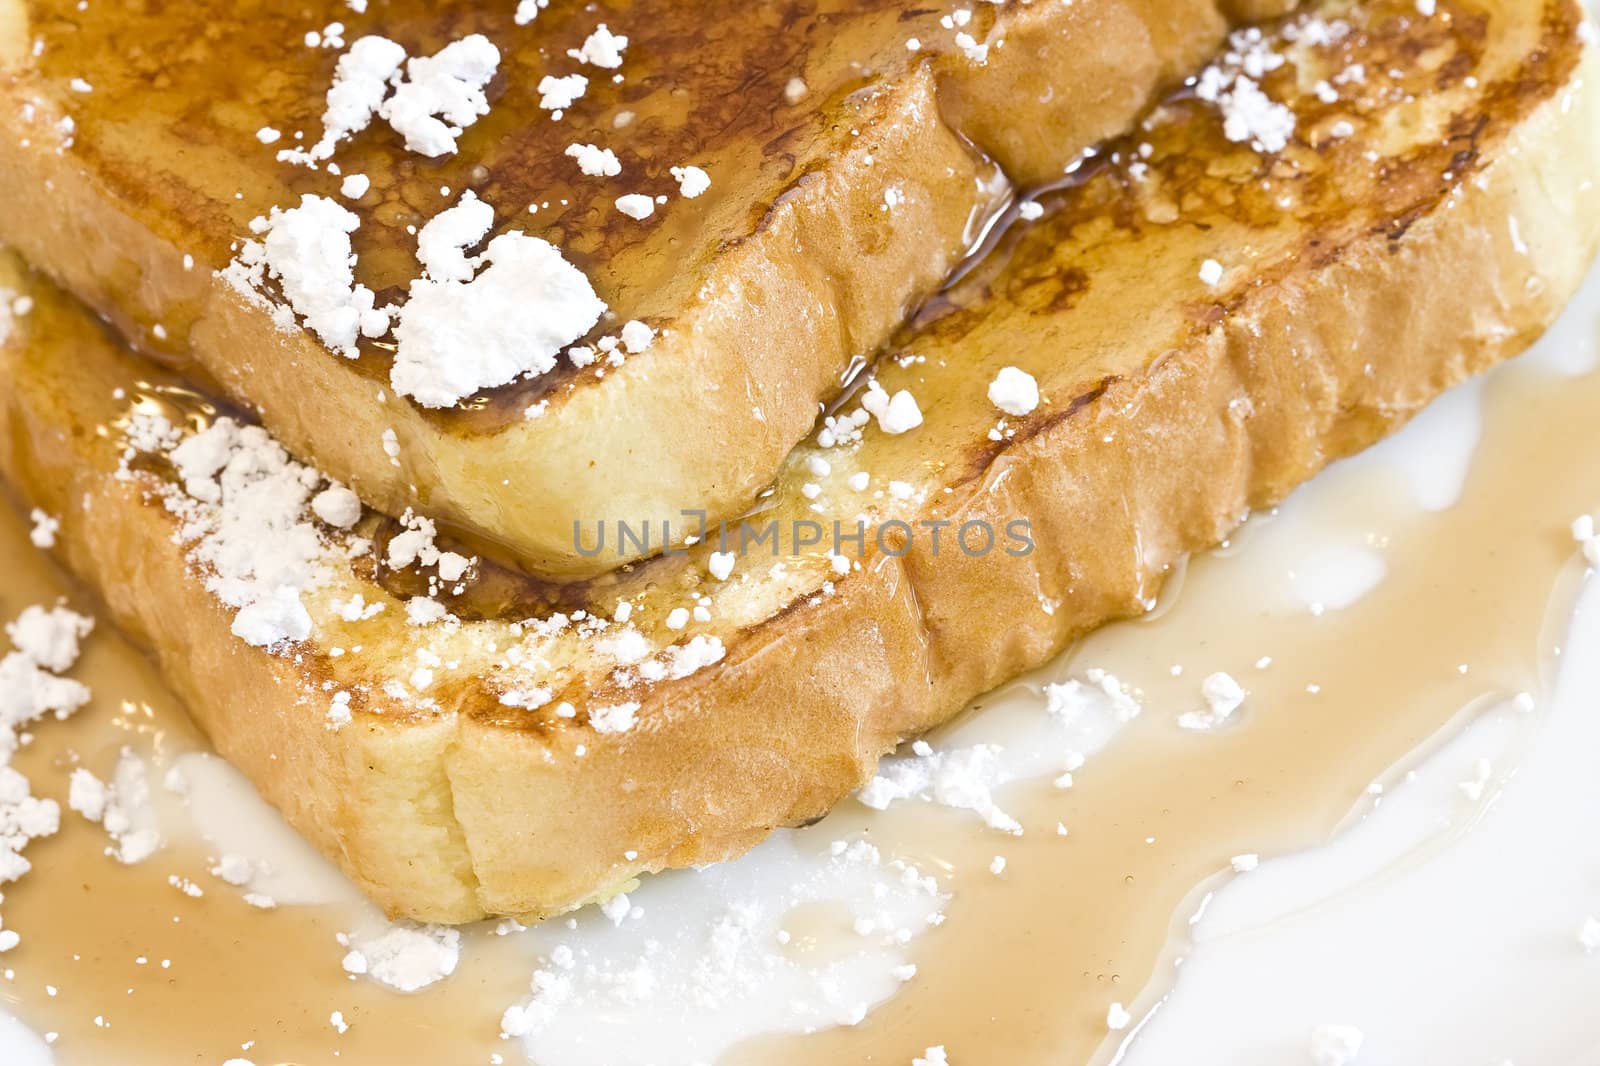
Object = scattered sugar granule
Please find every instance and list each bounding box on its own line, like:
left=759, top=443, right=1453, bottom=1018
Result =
left=1192, top=33, right=1297, bottom=154
left=167, top=874, right=205, bottom=898
left=568, top=24, right=628, bottom=68
left=279, top=34, right=499, bottom=163
left=1045, top=669, right=1142, bottom=723
left=987, top=367, right=1040, bottom=416
left=0, top=597, right=95, bottom=905
left=858, top=742, right=1020, bottom=835
left=282, top=35, right=407, bottom=165
left=0, top=765, right=62, bottom=892
left=860, top=381, right=924, bottom=435
left=210, top=853, right=257, bottom=886
left=615, top=320, right=654, bottom=355
left=599, top=891, right=633, bottom=926
left=670, top=165, right=711, bottom=198
left=6, top=605, right=92, bottom=674
left=1178, top=672, right=1247, bottom=731
left=615, top=194, right=656, bottom=220
left=311, top=485, right=363, bottom=529
left=378, top=35, right=501, bottom=158
left=69, top=751, right=161, bottom=864
left=1573, top=513, right=1600, bottom=568
left=588, top=702, right=639, bottom=735
left=538, top=73, right=589, bottom=113
left=341, top=923, right=461, bottom=992
left=566, top=143, right=621, bottom=177
left=415, top=191, right=496, bottom=286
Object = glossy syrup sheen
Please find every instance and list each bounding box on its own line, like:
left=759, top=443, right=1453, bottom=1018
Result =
left=860, top=0, right=1541, bottom=494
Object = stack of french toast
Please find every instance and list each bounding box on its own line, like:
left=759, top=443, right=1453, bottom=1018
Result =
left=0, top=0, right=1595, bottom=923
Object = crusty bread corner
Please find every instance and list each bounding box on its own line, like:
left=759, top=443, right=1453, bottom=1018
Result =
left=2, top=0, right=1597, bottom=923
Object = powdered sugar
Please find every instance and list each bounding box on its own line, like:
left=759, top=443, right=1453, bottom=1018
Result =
left=1177, top=671, right=1248, bottom=731
left=122, top=414, right=363, bottom=651
left=391, top=231, right=606, bottom=407
left=514, top=0, right=548, bottom=25
left=281, top=34, right=500, bottom=164
left=500, top=835, right=946, bottom=1062
left=1045, top=669, right=1143, bottom=724
left=415, top=191, right=496, bottom=284
left=615, top=193, right=655, bottom=220
left=566, top=143, right=622, bottom=177
left=567, top=24, right=628, bottom=69
left=670, top=165, right=711, bottom=198
left=0, top=766, right=59, bottom=895
left=379, top=35, right=501, bottom=158
left=0, top=606, right=94, bottom=754
left=27, top=509, right=59, bottom=549
left=859, top=743, right=1022, bottom=835
left=987, top=367, right=1040, bottom=416
left=0, top=602, right=95, bottom=923
left=311, top=485, right=363, bottom=530
left=281, top=35, right=406, bottom=166
left=340, top=922, right=462, bottom=992
left=243, top=46, right=602, bottom=403
left=6, top=605, right=92, bottom=673
left=1193, top=27, right=1297, bottom=153
left=538, top=73, right=589, bottom=114
left=221, top=194, right=390, bottom=357
left=68, top=750, right=162, bottom=864
left=589, top=702, right=640, bottom=735
left=860, top=381, right=924, bottom=435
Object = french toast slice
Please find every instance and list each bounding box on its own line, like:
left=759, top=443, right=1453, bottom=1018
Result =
left=0, top=0, right=1293, bottom=578
left=2, top=0, right=1595, bottom=923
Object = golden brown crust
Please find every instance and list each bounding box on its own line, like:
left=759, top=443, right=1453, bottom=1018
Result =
left=0, top=0, right=1594, bottom=922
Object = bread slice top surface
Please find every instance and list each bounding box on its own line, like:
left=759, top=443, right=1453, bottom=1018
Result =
left=1, top=0, right=1594, bottom=920
left=0, top=0, right=1279, bottom=576
left=4, top=0, right=1588, bottom=740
